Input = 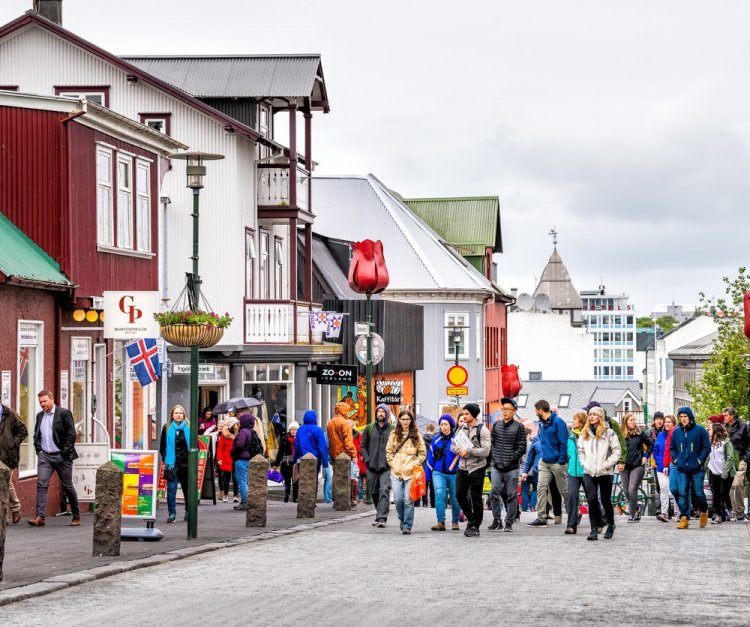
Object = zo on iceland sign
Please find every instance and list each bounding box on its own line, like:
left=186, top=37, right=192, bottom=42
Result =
left=104, top=291, right=160, bottom=340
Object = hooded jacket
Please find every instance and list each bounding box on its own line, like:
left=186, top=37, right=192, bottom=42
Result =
left=669, top=407, right=711, bottom=474
left=425, top=431, right=459, bottom=482
left=327, top=403, right=357, bottom=460
left=726, top=418, right=750, bottom=464
left=538, top=411, right=568, bottom=465
left=490, top=417, right=527, bottom=471
left=293, top=410, right=329, bottom=467
left=567, top=429, right=584, bottom=477
left=0, top=404, right=28, bottom=470
left=577, top=427, right=621, bottom=477
left=361, top=404, right=393, bottom=473
left=231, top=413, right=264, bottom=461
left=652, top=428, right=671, bottom=473
left=216, top=420, right=237, bottom=470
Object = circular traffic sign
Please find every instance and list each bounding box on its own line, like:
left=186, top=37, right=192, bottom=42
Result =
left=446, top=365, right=468, bottom=386
left=355, top=332, right=385, bottom=366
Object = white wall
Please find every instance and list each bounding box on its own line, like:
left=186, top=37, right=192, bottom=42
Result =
left=508, top=311, right=594, bottom=380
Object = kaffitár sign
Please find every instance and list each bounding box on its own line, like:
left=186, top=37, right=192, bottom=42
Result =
left=375, top=379, right=402, bottom=404
left=103, top=291, right=160, bottom=340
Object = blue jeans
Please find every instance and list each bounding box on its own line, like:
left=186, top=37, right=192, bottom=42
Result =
left=323, top=464, right=333, bottom=502
left=391, top=475, right=414, bottom=530
left=432, top=471, right=459, bottom=524
left=358, top=475, right=364, bottom=500
left=166, top=465, right=189, bottom=517
left=234, top=460, right=249, bottom=503
left=676, top=468, right=707, bottom=516
left=521, top=474, right=537, bottom=511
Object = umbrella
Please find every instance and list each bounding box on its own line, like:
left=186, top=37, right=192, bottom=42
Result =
left=212, top=397, right=262, bottom=414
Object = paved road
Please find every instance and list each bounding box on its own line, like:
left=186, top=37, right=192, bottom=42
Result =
left=3, top=509, right=749, bottom=626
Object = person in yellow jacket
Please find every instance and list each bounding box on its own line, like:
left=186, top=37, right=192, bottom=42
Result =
left=386, top=408, right=427, bottom=535
left=327, top=402, right=357, bottom=461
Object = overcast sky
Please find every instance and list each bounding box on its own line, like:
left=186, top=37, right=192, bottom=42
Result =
left=3, top=0, right=748, bottom=313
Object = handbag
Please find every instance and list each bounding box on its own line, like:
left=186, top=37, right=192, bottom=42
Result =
left=410, top=465, right=426, bottom=501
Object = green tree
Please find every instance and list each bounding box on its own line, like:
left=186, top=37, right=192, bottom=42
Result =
left=686, top=266, right=749, bottom=421
left=655, top=315, right=679, bottom=333
left=636, top=317, right=654, bottom=328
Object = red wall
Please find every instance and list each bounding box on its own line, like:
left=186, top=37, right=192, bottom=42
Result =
left=484, top=300, right=508, bottom=410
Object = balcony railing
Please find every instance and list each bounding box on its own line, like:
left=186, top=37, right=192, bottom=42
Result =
left=245, top=300, right=323, bottom=343
left=257, top=164, right=309, bottom=211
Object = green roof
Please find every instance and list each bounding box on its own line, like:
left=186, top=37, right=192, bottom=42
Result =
left=402, top=196, right=502, bottom=254
left=0, top=212, right=73, bottom=289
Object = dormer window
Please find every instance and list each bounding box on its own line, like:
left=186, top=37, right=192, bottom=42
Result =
left=55, top=85, right=109, bottom=106
left=139, top=113, right=172, bottom=136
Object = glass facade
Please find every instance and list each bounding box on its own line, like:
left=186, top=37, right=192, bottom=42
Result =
left=581, top=292, right=637, bottom=381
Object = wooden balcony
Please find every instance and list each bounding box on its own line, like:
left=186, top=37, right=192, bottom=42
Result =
left=245, top=300, right=324, bottom=344
left=257, top=164, right=311, bottom=223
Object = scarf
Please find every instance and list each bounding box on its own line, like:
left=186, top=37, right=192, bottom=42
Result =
left=165, top=420, right=189, bottom=469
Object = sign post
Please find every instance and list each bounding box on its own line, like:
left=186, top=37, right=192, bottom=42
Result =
left=446, top=365, right=469, bottom=404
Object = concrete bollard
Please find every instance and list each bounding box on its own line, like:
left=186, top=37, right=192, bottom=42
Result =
left=246, top=454, right=269, bottom=527
left=0, top=462, right=9, bottom=581
left=333, top=453, right=352, bottom=511
left=296, top=453, right=318, bottom=519
left=92, top=461, right=123, bottom=557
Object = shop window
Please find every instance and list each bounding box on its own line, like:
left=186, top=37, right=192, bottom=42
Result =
left=17, top=322, right=43, bottom=475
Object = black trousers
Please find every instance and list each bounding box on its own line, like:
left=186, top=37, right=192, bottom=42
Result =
left=456, top=467, right=486, bottom=528
left=583, top=474, right=614, bottom=529
left=280, top=461, right=299, bottom=501
left=709, top=472, right=732, bottom=520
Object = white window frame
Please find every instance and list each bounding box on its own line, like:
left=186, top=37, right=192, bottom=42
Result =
left=135, top=159, right=151, bottom=252
left=444, top=312, right=469, bottom=360
left=58, top=90, right=106, bottom=105
left=96, top=147, right=114, bottom=245
left=558, top=394, right=571, bottom=408
left=245, top=229, right=256, bottom=299
left=117, top=155, right=133, bottom=249
left=274, top=237, right=284, bottom=299
left=144, top=118, right=167, bottom=134
left=17, top=320, right=44, bottom=477
left=516, top=394, right=528, bottom=408
left=259, top=230, right=270, bottom=299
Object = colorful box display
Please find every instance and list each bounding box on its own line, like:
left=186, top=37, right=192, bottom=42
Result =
left=110, top=449, right=158, bottom=519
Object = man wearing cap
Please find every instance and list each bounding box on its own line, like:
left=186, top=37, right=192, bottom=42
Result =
left=487, top=397, right=526, bottom=532
left=362, top=404, right=394, bottom=527
left=723, top=406, right=749, bottom=521
left=670, top=406, right=711, bottom=529
left=524, top=400, right=568, bottom=527
left=451, top=402, right=491, bottom=537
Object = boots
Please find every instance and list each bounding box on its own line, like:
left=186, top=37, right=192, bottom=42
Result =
left=676, top=516, right=690, bottom=529
left=284, top=491, right=290, bottom=503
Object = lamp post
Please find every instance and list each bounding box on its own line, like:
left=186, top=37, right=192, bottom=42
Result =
left=168, top=151, right=224, bottom=540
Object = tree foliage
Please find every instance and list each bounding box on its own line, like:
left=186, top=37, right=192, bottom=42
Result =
left=687, top=267, right=749, bottom=421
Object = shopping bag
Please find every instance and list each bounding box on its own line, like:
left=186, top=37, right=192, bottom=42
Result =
left=410, top=465, right=426, bottom=501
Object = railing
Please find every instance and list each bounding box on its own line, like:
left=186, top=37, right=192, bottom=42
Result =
left=257, top=164, right=309, bottom=211
left=245, top=300, right=323, bottom=343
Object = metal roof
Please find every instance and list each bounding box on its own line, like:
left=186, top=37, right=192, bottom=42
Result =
left=122, top=55, right=329, bottom=109
left=308, top=235, right=362, bottom=299
left=311, top=175, right=496, bottom=294
left=533, top=246, right=583, bottom=310
left=668, top=331, right=718, bottom=359
left=0, top=211, right=73, bottom=289
left=401, top=196, right=503, bottom=255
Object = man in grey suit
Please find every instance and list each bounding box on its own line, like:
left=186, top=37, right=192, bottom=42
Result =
left=28, top=390, right=80, bottom=527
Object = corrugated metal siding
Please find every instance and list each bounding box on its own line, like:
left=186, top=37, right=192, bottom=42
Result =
left=403, top=197, right=499, bottom=251
left=123, top=56, right=320, bottom=99
left=0, top=106, right=66, bottom=266
left=200, top=97, right=255, bottom=128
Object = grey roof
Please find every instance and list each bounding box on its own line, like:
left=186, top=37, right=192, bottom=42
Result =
left=309, top=236, right=362, bottom=299
left=311, top=175, right=497, bottom=295
left=515, top=380, right=642, bottom=422
left=533, top=246, right=582, bottom=310
left=122, top=55, right=329, bottom=109
left=668, top=331, right=718, bottom=360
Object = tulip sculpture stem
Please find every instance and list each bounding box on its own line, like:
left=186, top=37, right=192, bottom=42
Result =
left=366, top=292, right=373, bottom=425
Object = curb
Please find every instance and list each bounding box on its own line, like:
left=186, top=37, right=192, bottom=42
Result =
left=0, top=509, right=374, bottom=607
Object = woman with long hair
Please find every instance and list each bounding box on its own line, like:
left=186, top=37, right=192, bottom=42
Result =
left=707, top=420, right=737, bottom=524
left=386, top=409, right=427, bottom=535
left=274, top=421, right=300, bottom=503
left=564, top=411, right=587, bottom=535
left=619, top=412, right=653, bottom=522
left=216, top=417, right=239, bottom=503
left=426, top=414, right=461, bottom=531
left=159, top=405, right=190, bottom=523
left=653, top=414, right=676, bottom=522
left=198, top=405, right=217, bottom=435
left=577, top=406, right=621, bottom=541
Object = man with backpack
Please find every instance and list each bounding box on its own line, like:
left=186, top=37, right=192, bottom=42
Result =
left=361, top=403, right=393, bottom=528
left=451, top=403, right=491, bottom=537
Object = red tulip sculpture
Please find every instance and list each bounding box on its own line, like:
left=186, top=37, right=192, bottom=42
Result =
left=347, top=240, right=390, bottom=294
left=501, top=364, right=523, bottom=399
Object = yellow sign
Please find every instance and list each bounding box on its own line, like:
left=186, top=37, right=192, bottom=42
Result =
left=446, top=365, right=468, bottom=386
left=446, top=386, right=468, bottom=396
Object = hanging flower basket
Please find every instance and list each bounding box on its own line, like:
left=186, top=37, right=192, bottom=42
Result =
left=197, top=326, right=225, bottom=348
left=160, top=324, right=209, bottom=347
left=155, top=311, right=233, bottom=348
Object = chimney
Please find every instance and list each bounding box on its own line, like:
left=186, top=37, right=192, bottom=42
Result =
left=33, top=1, right=62, bottom=25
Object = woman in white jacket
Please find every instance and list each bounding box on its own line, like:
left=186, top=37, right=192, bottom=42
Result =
left=577, top=406, right=621, bottom=541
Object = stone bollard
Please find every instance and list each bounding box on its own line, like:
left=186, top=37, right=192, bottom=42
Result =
left=246, top=454, right=269, bottom=527
left=92, top=461, right=123, bottom=557
left=333, top=453, right=352, bottom=511
left=0, top=462, right=9, bottom=581
left=296, top=453, right=318, bottom=519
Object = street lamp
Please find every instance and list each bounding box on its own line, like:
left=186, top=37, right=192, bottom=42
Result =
left=168, top=151, right=224, bottom=540
left=452, top=327, right=462, bottom=366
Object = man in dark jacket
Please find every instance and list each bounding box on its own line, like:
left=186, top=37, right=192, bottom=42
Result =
left=0, top=403, right=28, bottom=523
left=30, top=390, right=80, bottom=527
left=488, top=398, right=526, bottom=532
left=361, top=403, right=393, bottom=527
left=670, top=406, right=711, bottom=529
left=723, top=406, right=749, bottom=520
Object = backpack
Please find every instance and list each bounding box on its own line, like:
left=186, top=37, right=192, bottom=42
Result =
left=470, top=424, right=489, bottom=470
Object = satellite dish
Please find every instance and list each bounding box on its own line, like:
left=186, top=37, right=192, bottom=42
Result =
left=516, top=293, right=533, bottom=311
left=534, top=292, right=551, bottom=312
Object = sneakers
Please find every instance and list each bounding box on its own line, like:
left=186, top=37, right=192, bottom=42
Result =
left=487, top=519, right=503, bottom=531
left=233, top=496, right=239, bottom=503
left=564, top=527, right=576, bottom=535
left=233, top=503, right=247, bottom=511
left=166, top=513, right=176, bottom=523
left=377, top=520, right=387, bottom=528
left=554, top=515, right=562, bottom=525
left=503, top=523, right=513, bottom=533
left=603, top=524, right=615, bottom=539
left=656, top=513, right=668, bottom=523
left=699, top=512, right=709, bottom=528
left=372, top=519, right=379, bottom=526
left=463, top=525, right=480, bottom=537
left=526, top=518, right=548, bottom=528
left=451, top=522, right=460, bottom=531
left=736, top=513, right=746, bottom=522
left=676, top=516, right=690, bottom=529
left=402, top=528, right=412, bottom=535
left=587, top=529, right=598, bottom=541
left=626, top=516, right=637, bottom=523
left=431, top=522, right=446, bottom=531
left=222, top=494, right=228, bottom=503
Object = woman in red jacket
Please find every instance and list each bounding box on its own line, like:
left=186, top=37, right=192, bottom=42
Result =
left=216, top=417, right=238, bottom=503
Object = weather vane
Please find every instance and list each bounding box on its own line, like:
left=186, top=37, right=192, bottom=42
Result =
left=548, top=226, right=558, bottom=246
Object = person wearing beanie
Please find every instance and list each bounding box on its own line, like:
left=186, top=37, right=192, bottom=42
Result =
left=327, top=402, right=358, bottom=462
left=647, top=411, right=666, bottom=514
left=426, top=414, right=461, bottom=531
left=652, top=415, right=678, bottom=522
left=450, top=402, right=491, bottom=537
left=670, top=406, right=711, bottom=529
left=362, top=403, right=394, bottom=527
left=274, top=421, right=300, bottom=502
left=230, top=412, right=264, bottom=510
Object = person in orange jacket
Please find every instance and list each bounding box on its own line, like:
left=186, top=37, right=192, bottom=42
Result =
left=327, top=402, right=357, bottom=461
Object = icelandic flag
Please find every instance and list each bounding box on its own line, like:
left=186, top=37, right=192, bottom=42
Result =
left=126, top=338, right=161, bottom=387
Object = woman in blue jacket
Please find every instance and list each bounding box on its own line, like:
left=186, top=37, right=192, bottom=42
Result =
left=426, top=415, right=461, bottom=531
left=564, top=412, right=586, bottom=534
